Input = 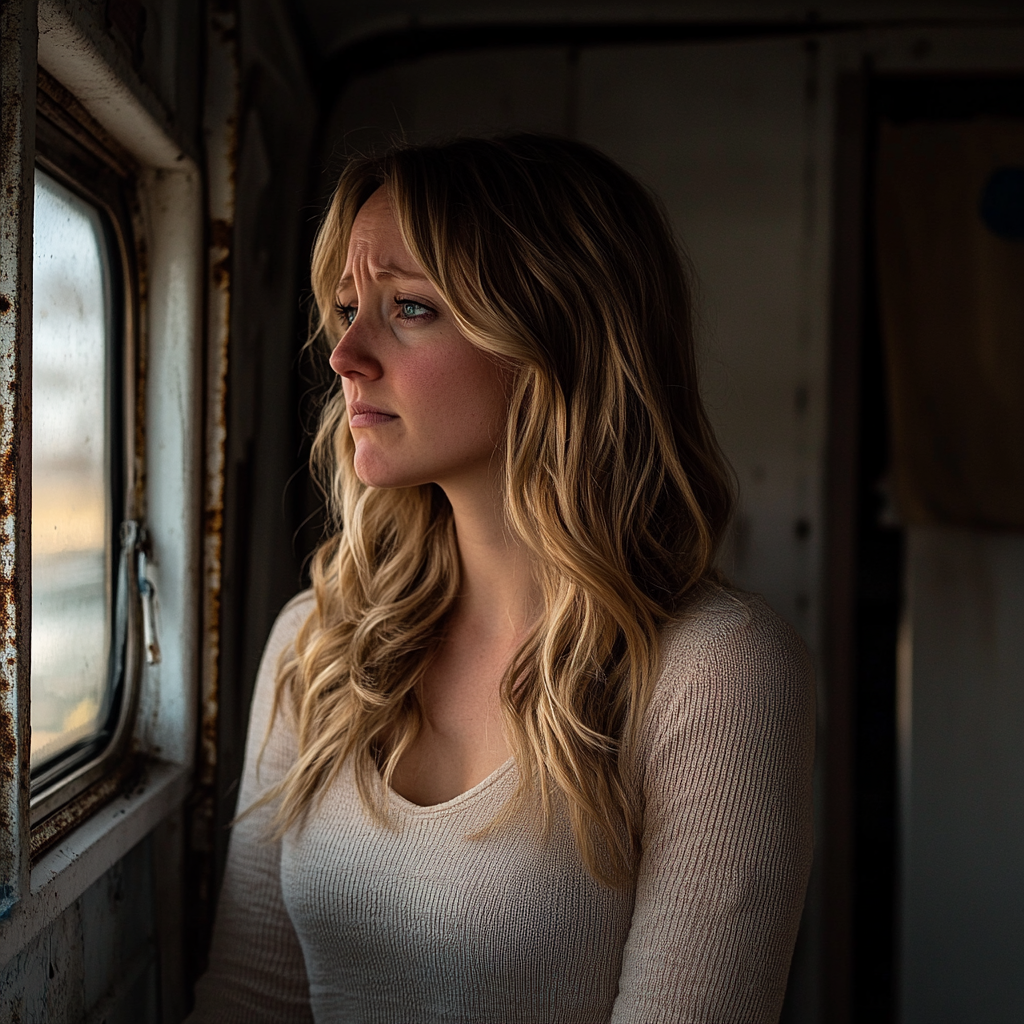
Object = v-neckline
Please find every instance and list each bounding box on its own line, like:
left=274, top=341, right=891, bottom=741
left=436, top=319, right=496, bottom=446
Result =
left=385, top=756, right=516, bottom=815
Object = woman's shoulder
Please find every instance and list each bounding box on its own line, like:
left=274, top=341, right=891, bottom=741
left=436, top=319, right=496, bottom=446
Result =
left=660, top=585, right=810, bottom=674
left=643, top=585, right=815, bottom=745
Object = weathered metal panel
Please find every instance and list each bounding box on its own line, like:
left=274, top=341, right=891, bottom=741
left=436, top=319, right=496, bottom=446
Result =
left=200, top=0, right=239, bottom=802
left=0, top=0, right=37, bottom=919
left=183, top=0, right=239, bottom=993
left=0, top=886, right=86, bottom=1021
left=0, top=835, right=157, bottom=1022
left=80, top=835, right=157, bottom=1015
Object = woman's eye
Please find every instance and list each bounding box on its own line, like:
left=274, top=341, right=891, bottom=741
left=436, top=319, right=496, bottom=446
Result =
left=335, top=303, right=357, bottom=326
left=395, top=298, right=433, bottom=320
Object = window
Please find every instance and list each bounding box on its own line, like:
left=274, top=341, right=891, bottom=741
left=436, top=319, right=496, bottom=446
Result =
left=31, top=169, right=114, bottom=771
left=0, top=12, right=201, bottom=956
left=28, top=90, right=143, bottom=833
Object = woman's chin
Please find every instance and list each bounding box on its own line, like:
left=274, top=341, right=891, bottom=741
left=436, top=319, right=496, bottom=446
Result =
left=352, top=455, right=422, bottom=491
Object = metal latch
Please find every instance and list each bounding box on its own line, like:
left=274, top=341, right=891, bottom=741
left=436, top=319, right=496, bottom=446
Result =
left=137, top=532, right=161, bottom=665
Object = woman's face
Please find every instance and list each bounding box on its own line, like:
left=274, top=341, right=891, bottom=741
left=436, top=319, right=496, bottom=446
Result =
left=330, top=188, right=508, bottom=493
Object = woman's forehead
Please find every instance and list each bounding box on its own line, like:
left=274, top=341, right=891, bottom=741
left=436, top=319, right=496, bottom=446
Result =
left=339, top=190, right=426, bottom=289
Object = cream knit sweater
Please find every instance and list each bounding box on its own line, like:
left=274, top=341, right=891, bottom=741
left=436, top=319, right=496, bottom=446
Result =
left=189, top=587, right=814, bottom=1024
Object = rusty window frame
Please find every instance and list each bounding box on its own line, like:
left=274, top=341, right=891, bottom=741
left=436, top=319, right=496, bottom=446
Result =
left=1, top=0, right=200, bottom=948
left=26, top=72, right=146, bottom=849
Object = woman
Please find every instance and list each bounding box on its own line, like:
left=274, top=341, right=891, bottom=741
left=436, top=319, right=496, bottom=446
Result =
left=190, top=134, right=815, bottom=1024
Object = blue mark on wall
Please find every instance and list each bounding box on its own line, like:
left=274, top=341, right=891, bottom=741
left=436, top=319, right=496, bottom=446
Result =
left=0, top=882, right=16, bottom=920
left=979, top=166, right=1024, bottom=240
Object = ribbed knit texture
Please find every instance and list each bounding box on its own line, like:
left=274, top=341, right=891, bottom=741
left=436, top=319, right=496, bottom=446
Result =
left=189, top=587, right=814, bottom=1024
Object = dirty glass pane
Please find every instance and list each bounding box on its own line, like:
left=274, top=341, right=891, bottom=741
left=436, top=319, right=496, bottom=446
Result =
left=31, top=169, right=112, bottom=771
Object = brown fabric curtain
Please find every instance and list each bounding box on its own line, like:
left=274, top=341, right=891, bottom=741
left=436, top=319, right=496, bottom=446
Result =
left=876, top=117, right=1024, bottom=529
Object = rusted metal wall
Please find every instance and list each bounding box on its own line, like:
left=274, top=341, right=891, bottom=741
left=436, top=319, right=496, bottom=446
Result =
left=0, top=0, right=37, bottom=921
left=208, top=0, right=315, bottom=910
left=185, top=0, right=239, bottom=991
left=0, top=0, right=204, bottom=1019
left=183, top=0, right=319, bottom=999
left=0, top=0, right=315, bottom=1013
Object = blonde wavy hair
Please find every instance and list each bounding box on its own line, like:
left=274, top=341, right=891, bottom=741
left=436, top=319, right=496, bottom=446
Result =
left=266, top=134, right=733, bottom=887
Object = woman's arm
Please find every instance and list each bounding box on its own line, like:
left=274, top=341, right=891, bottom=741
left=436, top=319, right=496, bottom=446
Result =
left=611, top=595, right=815, bottom=1024
left=187, top=592, right=316, bottom=1024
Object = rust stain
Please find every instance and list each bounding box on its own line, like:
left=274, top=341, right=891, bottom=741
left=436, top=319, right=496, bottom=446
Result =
left=29, top=754, right=145, bottom=861
left=0, top=295, right=10, bottom=315
left=202, top=204, right=233, bottom=791
left=0, top=711, right=13, bottom=834
left=0, top=711, right=14, bottom=780
left=0, top=93, right=20, bottom=173
left=189, top=5, right=238, bottom=947
left=210, top=217, right=232, bottom=250
left=201, top=371, right=229, bottom=781
left=211, top=254, right=230, bottom=291
left=0, top=363, right=20, bottom=689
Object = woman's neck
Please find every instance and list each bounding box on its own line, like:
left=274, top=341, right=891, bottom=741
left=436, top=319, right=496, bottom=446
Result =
left=443, top=476, right=540, bottom=642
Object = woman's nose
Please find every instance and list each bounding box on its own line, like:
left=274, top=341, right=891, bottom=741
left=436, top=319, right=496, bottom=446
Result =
left=329, top=316, right=383, bottom=381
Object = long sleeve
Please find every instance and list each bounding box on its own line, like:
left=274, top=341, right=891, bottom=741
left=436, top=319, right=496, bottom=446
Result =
left=187, top=591, right=316, bottom=1024
left=611, top=594, right=816, bottom=1024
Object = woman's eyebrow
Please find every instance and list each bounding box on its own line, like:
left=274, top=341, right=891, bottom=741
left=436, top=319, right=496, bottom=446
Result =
left=338, top=264, right=430, bottom=291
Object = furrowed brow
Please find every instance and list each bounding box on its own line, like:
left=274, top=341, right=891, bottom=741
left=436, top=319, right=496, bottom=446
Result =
left=375, top=261, right=429, bottom=281
left=337, top=264, right=429, bottom=293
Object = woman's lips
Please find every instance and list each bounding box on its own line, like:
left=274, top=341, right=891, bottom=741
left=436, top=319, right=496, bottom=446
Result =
left=349, top=403, right=397, bottom=428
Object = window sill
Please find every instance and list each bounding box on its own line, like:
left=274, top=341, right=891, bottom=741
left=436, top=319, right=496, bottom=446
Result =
left=0, top=758, right=189, bottom=969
